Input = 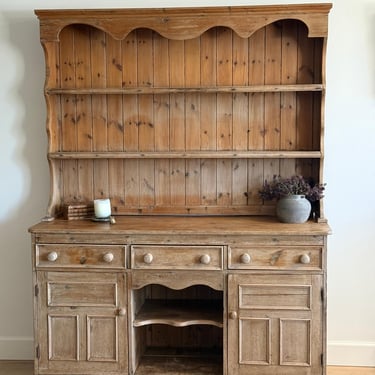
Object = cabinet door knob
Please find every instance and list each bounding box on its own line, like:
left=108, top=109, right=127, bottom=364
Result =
left=118, top=308, right=126, bottom=316
left=300, top=253, right=311, bottom=264
left=240, top=253, right=251, bottom=264
left=47, top=251, right=58, bottom=262
left=200, top=254, right=211, bottom=265
left=229, top=311, right=238, bottom=320
left=143, top=253, right=153, bottom=264
left=103, top=252, right=114, bottom=263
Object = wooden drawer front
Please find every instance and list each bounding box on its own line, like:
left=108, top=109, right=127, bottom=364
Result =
left=36, top=244, right=125, bottom=269
left=228, top=247, right=322, bottom=270
left=130, top=245, right=223, bottom=270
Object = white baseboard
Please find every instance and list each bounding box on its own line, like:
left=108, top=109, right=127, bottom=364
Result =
left=328, top=340, right=375, bottom=367
left=0, top=337, right=33, bottom=360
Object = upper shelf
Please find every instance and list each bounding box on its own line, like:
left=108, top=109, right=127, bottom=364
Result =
left=46, top=84, right=324, bottom=95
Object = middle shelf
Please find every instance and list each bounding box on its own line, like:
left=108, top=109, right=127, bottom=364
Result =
left=48, top=150, right=322, bottom=160
left=133, top=299, right=223, bottom=328
left=46, top=84, right=324, bottom=95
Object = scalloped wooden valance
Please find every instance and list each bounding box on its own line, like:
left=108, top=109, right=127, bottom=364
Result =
left=35, top=3, right=332, bottom=42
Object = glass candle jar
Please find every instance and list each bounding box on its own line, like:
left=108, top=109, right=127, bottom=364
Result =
left=94, top=198, right=111, bottom=218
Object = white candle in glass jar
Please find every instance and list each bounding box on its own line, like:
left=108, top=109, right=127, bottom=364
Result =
left=94, top=198, right=111, bottom=218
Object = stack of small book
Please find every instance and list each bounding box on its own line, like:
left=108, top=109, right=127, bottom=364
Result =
left=63, top=203, right=94, bottom=220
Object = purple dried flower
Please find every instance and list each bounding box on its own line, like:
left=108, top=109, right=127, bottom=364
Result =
left=259, top=175, right=325, bottom=202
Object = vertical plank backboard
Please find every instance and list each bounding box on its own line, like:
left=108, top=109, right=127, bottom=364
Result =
left=169, top=39, right=186, bottom=206
left=137, top=29, right=155, bottom=207
left=107, top=34, right=125, bottom=210
left=91, top=28, right=109, bottom=199
left=232, top=33, right=249, bottom=151
left=264, top=24, right=281, bottom=151
left=297, top=23, right=314, bottom=152
left=122, top=31, right=139, bottom=152
left=264, top=23, right=282, bottom=191
left=296, top=22, right=318, bottom=181
left=60, top=27, right=76, bottom=152
left=59, top=27, right=78, bottom=203
left=123, top=31, right=140, bottom=208
left=216, top=27, right=233, bottom=207
left=185, top=37, right=201, bottom=206
left=280, top=21, right=298, bottom=151
left=153, top=33, right=170, bottom=206
left=280, top=21, right=298, bottom=178
left=200, top=29, right=217, bottom=206
left=231, top=34, right=249, bottom=206
left=249, top=28, right=265, bottom=151
left=313, top=39, right=324, bottom=155
left=45, top=41, right=61, bottom=152
left=74, top=25, right=94, bottom=203
left=248, top=28, right=266, bottom=205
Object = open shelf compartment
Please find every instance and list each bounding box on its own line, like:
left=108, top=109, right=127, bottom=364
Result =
left=130, top=284, right=224, bottom=374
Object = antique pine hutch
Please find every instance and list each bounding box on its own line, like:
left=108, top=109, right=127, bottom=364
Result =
left=30, top=4, right=332, bottom=375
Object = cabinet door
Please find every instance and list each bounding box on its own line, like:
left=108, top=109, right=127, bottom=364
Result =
left=228, top=274, right=323, bottom=375
left=35, top=271, right=127, bottom=374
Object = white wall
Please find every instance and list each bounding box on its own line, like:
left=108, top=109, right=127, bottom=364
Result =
left=0, top=0, right=374, bottom=366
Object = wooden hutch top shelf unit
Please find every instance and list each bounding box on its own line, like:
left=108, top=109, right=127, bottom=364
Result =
left=35, top=3, right=331, bottom=219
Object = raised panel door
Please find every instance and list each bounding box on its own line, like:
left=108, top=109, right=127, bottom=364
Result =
left=227, top=273, right=323, bottom=375
left=35, top=271, right=127, bottom=374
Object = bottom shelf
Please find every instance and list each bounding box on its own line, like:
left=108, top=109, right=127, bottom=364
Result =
left=134, top=351, right=222, bottom=375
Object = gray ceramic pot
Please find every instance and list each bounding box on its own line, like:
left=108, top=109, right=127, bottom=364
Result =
left=276, top=195, right=311, bottom=223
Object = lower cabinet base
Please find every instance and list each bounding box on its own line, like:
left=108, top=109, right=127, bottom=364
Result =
left=30, top=217, right=329, bottom=375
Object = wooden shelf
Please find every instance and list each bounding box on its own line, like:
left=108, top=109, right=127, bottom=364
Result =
left=46, top=84, right=324, bottom=95
left=48, top=151, right=322, bottom=160
left=133, top=300, right=223, bottom=328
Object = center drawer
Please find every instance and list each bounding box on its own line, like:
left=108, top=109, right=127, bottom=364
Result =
left=130, top=245, right=224, bottom=270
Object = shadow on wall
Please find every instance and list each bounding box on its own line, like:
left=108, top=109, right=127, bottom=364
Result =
left=370, top=7, right=375, bottom=96
left=0, top=10, right=48, bottom=355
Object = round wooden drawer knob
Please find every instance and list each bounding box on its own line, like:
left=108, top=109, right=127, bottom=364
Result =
left=300, top=253, right=311, bottom=264
left=47, top=251, right=58, bottom=262
left=103, top=252, right=114, bottom=263
left=229, top=311, right=238, bottom=320
left=118, top=308, right=126, bottom=316
left=200, top=254, right=211, bottom=265
left=240, top=253, right=251, bottom=264
left=143, top=253, right=153, bottom=264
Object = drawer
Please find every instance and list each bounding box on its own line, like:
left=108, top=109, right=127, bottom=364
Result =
left=35, top=244, right=125, bottom=269
left=228, top=246, right=322, bottom=270
left=130, top=245, right=224, bottom=270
